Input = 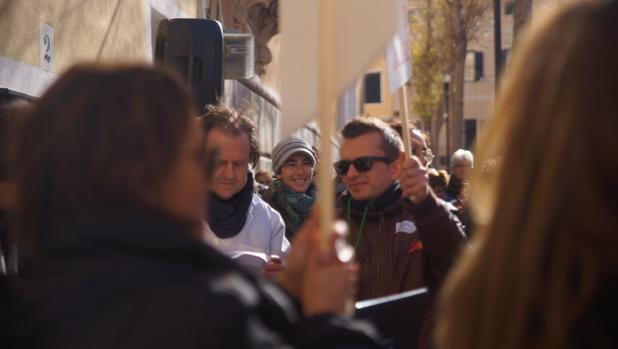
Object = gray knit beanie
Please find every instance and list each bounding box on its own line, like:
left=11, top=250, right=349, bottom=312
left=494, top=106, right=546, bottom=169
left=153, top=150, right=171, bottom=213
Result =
left=271, top=137, right=316, bottom=174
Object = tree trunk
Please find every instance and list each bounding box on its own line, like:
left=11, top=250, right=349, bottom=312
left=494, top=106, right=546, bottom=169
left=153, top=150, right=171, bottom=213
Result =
left=513, top=0, right=532, bottom=49
left=430, top=102, right=444, bottom=168
left=449, top=36, right=467, bottom=154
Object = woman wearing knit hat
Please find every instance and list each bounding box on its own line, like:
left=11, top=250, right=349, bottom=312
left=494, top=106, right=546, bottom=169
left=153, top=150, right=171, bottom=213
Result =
left=262, top=137, right=317, bottom=240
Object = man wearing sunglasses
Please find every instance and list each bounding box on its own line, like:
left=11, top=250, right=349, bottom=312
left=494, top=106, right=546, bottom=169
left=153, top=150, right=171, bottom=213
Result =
left=335, top=117, right=465, bottom=349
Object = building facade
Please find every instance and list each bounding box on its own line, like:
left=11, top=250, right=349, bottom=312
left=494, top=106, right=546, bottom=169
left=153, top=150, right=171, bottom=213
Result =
left=0, top=0, right=297, bottom=171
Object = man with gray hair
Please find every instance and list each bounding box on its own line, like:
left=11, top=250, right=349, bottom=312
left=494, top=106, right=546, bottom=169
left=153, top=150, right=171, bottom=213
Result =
left=262, top=136, right=317, bottom=240
left=201, top=105, right=289, bottom=277
left=446, top=149, right=474, bottom=202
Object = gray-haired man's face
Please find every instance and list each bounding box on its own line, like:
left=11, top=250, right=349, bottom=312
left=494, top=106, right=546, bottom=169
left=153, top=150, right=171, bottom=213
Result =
left=451, top=160, right=472, bottom=181
left=205, top=128, right=250, bottom=200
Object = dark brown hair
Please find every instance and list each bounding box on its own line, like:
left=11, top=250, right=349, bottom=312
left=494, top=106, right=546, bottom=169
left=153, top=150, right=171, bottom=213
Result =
left=391, top=121, right=435, bottom=162
left=390, top=121, right=432, bottom=147
left=14, top=64, right=196, bottom=254
left=0, top=99, right=31, bottom=181
left=341, top=117, right=403, bottom=160
left=201, top=104, right=260, bottom=168
left=427, top=168, right=449, bottom=190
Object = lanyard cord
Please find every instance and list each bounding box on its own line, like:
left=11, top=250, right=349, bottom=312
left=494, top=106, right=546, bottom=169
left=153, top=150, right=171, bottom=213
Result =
left=347, top=197, right=372, bottom=252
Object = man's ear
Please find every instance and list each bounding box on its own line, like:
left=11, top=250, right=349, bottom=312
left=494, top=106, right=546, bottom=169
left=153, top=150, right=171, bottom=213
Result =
left=391, top=151, right=405, bottom=179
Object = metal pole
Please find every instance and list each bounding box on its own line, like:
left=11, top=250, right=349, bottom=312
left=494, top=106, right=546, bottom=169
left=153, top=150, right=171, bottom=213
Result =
left=443, top=75, right=451, bottom=170
left=399, top=84, right=417, bottom=202
left=318, top=0, right=335, bottom=249
left=493, top=0, right=502, bottom=92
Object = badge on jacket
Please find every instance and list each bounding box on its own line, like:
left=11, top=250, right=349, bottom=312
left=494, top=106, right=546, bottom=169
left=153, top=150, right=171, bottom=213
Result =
left=395, top=220, right=417, bottom=234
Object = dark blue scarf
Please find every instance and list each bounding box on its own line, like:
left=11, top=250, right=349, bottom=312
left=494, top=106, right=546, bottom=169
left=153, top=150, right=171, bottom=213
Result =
left=207, top=173, right=254, bottom=239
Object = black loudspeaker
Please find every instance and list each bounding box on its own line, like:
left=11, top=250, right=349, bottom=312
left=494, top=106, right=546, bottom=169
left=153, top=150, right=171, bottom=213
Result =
left=155, top=19, right=223, bottom=109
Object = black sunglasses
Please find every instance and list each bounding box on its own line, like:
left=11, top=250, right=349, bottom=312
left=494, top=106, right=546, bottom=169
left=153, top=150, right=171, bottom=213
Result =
left=334, top=156, right=394, bottom=176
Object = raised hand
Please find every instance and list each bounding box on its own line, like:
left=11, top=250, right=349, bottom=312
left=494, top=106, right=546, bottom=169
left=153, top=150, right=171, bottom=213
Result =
left=398, top=152, right=430, bottom=204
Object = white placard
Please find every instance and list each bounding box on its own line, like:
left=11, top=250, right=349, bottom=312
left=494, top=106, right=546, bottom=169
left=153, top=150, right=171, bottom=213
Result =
left=40, top=23, right=54, bottom=72
left=280, top=0, right=399, bottom=137
left=386, top=0, right=413, bottom=93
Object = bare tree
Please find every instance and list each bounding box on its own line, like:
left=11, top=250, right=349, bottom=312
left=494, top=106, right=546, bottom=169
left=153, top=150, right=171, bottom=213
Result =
left=440, top=0, right=490, bottom=155
left=409, top=0, right=489, bottom=163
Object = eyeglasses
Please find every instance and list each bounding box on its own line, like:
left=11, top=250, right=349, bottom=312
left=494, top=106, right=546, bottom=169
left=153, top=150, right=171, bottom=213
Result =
left=333, top=156, right=394, bottom=176
left=411, top=146, right=428, bottom=156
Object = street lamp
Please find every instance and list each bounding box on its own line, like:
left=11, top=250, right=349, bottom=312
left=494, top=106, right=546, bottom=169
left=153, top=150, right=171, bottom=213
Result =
left=443, top=74, right=451, bottom=170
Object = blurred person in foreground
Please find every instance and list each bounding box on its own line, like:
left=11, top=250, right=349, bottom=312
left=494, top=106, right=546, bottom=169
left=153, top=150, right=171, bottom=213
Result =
left=8, top=64, right=382, bottom=349
left=0, top=99, right=30, bottom=349
left=263, top=137, right=317, bottom=240
left=0, top=99, right=30, bottom=275
left=436, top=2, right=618, bottom=349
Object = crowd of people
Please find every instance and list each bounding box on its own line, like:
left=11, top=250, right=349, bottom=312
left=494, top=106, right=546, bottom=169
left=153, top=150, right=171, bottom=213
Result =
left=0, top=0, right=616, bottom=348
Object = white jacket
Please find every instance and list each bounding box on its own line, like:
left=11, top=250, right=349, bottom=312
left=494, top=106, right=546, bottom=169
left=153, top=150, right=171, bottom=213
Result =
left=203, top=193, right=291, bottom=262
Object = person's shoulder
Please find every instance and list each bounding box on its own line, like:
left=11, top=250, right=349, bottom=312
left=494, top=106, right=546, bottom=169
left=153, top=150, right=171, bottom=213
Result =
left=104, top=268, right=260, bottom=348
left=130, top=259, right=260, bottom=309
left=252, top=193, right=283, bottom=218
left=334, top=191, right=350, bottom=217
left=252, top=192, right=266, bottom=206
left=260, top=184, right=282, bottom=211
left=260, top=182, right=277, bottom=199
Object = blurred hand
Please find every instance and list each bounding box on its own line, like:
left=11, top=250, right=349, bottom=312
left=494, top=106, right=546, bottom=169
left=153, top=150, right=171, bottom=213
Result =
left=277, top=211, right=358, bottom=317
left=300, top=218, right=358, bottom=317
left=263, top=255, right=284, bottom=279
left=277, top=214, right=319, bottom=299
left=302, top=250, right=358, bottom=317
left=398, top=152, right=429, bottom=204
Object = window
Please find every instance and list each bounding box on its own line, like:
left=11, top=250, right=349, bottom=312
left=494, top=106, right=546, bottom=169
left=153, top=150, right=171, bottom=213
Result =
left=505, top=2, right=514, bottom=15
left=474, top=52, right=484, bottom=81
left=501, top=47, right=511, bottom=65
left=364, top=72, right=381, bottom=104
left=464, top=51, right=484, bottom=81
left=465, top=119, right=477, bottom=149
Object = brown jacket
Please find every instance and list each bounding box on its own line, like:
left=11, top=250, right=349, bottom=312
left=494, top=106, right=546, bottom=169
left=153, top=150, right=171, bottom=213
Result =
left=337, top=189, right=466, bottom=348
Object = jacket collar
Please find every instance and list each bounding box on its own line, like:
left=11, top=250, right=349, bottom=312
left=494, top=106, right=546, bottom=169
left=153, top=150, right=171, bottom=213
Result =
left=339, top=182, right=403, bottom=218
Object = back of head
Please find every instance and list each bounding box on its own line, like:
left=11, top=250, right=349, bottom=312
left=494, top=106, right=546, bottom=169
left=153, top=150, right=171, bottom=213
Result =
left=427, top=168, right=448, bottom=189
left=437, top=2, right=618, bottom=349
left=254, top=170, right=273, bottom=186
left=14, top=64, right=196, bottom=255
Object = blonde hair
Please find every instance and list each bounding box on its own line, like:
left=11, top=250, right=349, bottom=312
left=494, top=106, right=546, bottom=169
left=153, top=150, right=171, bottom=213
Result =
left=436, top=2, right=618, bottom=349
